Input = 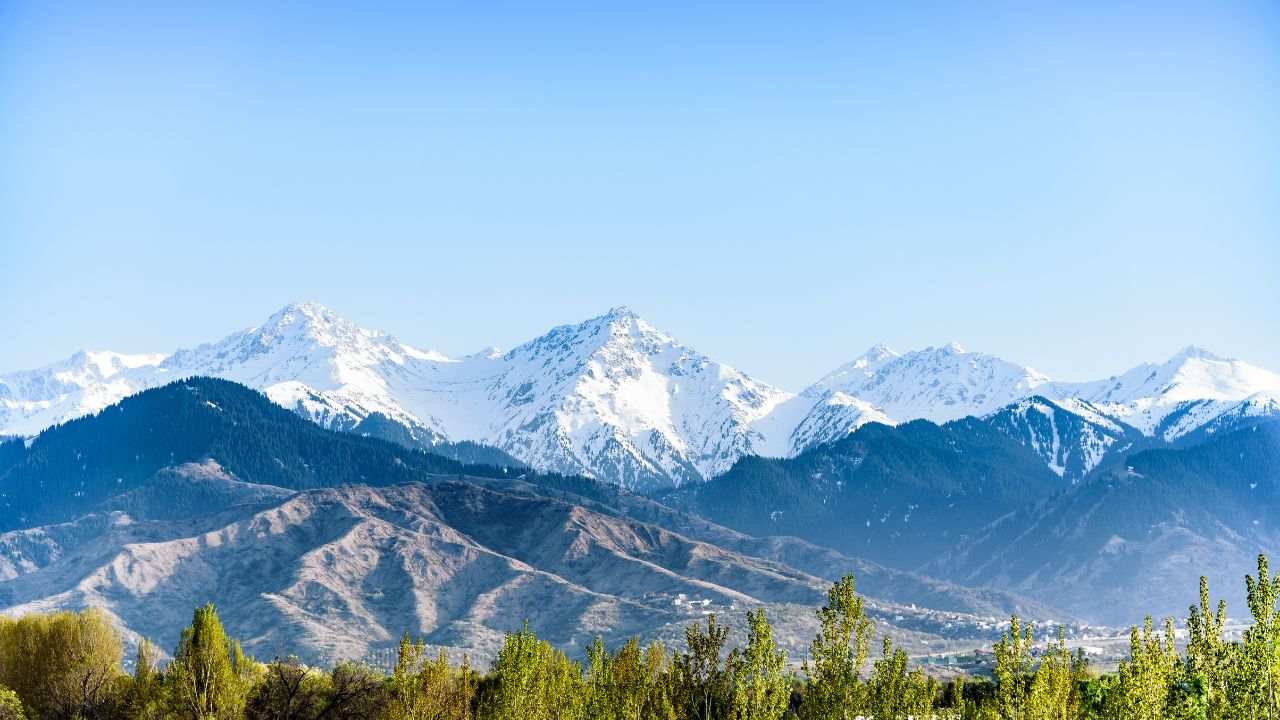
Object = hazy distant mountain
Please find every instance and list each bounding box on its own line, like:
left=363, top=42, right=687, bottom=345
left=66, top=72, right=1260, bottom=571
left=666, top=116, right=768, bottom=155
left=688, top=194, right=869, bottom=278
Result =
left=2, top=303, right=1276, bottom=488
left=662, top=419, right=1063, bottom=570
left=934, top=419, right=1280, bottom=624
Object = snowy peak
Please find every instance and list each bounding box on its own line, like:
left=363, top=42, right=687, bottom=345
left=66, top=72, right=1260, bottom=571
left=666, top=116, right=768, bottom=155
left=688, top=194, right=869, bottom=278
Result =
left=1046, top=347, right=1280, bottom=438
left=810, top=343, right=1051, bottom=424
left=859, top=343, right=901, bottom=366
left=3, top=305, right=1279, bottom=488
left=508, top=305, right=669, bottom=364
left=807, top=344, right=901, bottom=397
left=0, top=350, right=168, bottom=436
left=1057, top=347, right=1278, bottom=405
left=485, top=306, right=791, bottom=487
left=70, top=350, right=168, bottom=380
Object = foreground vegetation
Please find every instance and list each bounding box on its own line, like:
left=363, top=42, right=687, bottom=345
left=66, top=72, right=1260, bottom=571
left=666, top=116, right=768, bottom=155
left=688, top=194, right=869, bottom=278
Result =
left=3, top=556, right=1280, bottom=719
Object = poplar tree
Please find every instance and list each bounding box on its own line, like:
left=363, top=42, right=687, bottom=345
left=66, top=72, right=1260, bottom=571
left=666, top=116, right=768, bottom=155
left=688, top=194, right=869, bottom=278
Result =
left=484, top=623, right=582, bottom=720
left=641, top=641, right=681, bottom=720
left=800, top=574, right=873, bottom=720
left=128, top=639, right=165, bottom=720
left=865, top=636, right=935, bottom=720
left=994, top=615, right=1033, bottom=720
left=0, top=689, right=22, bottom=720
left=729, top=610, right=790, bottom=720
left=1026, top=627, right=1078, bottom=720
left=1186, top=576, right=1230, bottom=720
left=1245, top=554, right=1280, bottom=719
left=676, top=615, right=730, bottom=720
left=1114, top=617, right=1179, bottom=720
left=168, top=603, right=249, bottom=720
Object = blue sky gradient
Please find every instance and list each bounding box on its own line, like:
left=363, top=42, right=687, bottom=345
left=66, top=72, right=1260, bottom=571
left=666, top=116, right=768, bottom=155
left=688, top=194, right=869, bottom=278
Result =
left=2, top=1, right=1276, bottom=388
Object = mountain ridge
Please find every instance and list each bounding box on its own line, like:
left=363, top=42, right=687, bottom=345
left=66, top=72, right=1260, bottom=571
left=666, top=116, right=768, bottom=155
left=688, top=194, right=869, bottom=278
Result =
left=3, top=302, right=1277, bottom=488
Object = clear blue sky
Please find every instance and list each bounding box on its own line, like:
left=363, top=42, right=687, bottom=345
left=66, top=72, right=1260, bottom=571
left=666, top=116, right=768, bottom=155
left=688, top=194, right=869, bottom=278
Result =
left=2, top=1, right=1276, bottom=388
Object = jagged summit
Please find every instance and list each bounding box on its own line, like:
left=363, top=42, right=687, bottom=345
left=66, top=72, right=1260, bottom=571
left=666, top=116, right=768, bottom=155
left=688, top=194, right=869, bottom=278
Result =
left=1173, top=344, right=1224, bottom=362
left=602, top=304, right=640, bottom=320
left=809, top=343, right=1051, bottom=424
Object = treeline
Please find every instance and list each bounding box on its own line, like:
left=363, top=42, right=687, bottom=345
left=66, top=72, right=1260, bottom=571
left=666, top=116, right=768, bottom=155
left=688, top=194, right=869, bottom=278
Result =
left=3, top=557, right=1280, bottom=720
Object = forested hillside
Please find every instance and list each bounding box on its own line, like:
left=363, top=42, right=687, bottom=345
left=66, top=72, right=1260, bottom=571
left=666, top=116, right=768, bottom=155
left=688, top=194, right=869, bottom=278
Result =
left=940, top=419, right=1280, bottom=623
left=664, top=420, right=1061, bottom=569
left=0, top=377, right=518, bottom=529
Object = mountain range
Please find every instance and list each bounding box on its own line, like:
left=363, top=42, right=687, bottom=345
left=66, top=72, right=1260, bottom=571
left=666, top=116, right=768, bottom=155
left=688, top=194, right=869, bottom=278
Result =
left=0, top=378, right=1061, bottom=665
left=3, top=302, right=1278, bottom=490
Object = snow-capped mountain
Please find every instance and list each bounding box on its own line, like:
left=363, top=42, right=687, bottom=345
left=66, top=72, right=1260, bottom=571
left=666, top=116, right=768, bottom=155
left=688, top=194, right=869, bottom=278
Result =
left=982, top=396, right=1144, bottom=479
left=0, top=304, right=793, bottom=490
left=0, top=350, right=168, bottom=436
left=799, top=342, right=1280, bottom=478
left=1045, top=346, right=1280, bottom=441
left=807, top=342, right=1053, bottom=424
left=412, top=305, right=792, bottom=488
left=2, top=303, right=1278, bottom=488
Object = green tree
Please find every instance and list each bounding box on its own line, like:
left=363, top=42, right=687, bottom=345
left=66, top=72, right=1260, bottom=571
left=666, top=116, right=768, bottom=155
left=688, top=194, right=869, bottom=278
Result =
left=729, top=610, right=790, bottom=720
left=0, top=608, right=124, bottom=720
left=1114, top=617, right=1179, bottom=720
left=315, top=662, right=385, bottom=720
left=1027, top=627, right=1079, bottom=720
left=675, top=615, right=731, bottom=720
left=1186, top=576, right=1230, bottom=720
left=640, top=642, right=681, bottom=720
left=865, top=636, right=935, bottom=720
left=126, top=640, right=165, bottom=720
left=799, top=574, right=873, bottom=720
left=483, top=623, right=582, bottom=720
left=386, top=634, right=474, bottom=720
left=993, top=615, right=1033, bottom=720
left=1244, top=554, right=1280, bottom=719
left=0, top=689, right=24, bottom=720
left=167, top=603, right=250, bottom=720
left=585, top=637, right=655, bottom=720
left=245, top=656, right=324, bottom=720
